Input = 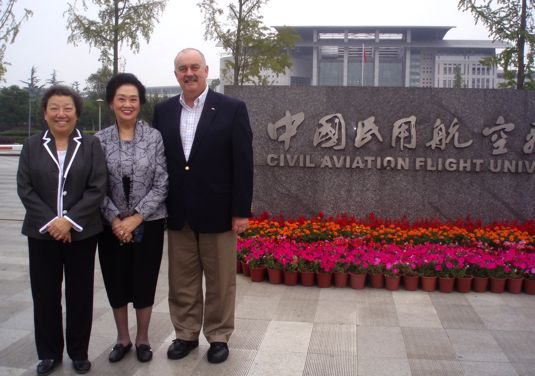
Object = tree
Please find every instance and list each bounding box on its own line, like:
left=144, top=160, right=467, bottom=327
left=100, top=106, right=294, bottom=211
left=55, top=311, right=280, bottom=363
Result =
left=0, top=85, right=28, bottom=130
left=84, top=64, right=112, bottom=98
left=20, top=66, right=44, bottom=135
left=46, top=69, right=63, bottom=86
left=453, top=65, right=464, bottom=88
left=198, top=0, right=299, bottom=85
left=458, top=0, right=535, bottom=89
left=0, top=1, right=32, bottom=80
left=65, top=0, right=168, bottom=75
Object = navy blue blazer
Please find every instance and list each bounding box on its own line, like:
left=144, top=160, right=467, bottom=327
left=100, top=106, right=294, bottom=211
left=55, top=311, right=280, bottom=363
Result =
left=17, top=129, right=107, bottom=240
left=153, top=89, right=253, bottom=233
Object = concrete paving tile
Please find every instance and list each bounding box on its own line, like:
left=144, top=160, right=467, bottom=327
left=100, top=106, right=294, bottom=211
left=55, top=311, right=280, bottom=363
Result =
left=318, top=287, right=365, bottom=302
left=357, top=326, right=406, bottom=359
left=408, top=359, right=464, bottom=376
left=0, top=329, right=32, bottom=352
left=0, top=301, right=32, bottom=324
left=361, top=289, right=395, bottom=305
left=242, top=280, right=287, bottom=298
left=0, top=308, right=33, bottom=331
left=402, top=327, right=456, bottom=360
left=356, top=302, right=399, bottom=327
left=280, top=285, right=321, bottom=301
left=236, top=295, right=280, bottom=320
left=274, top=298, right=317, bottom=322
left=392, top=290, right=433, bottom=305
left=229, top=318, right=269, bottom=351
left=446, top=329, right=508, bottom=362
left=511, top=362, right=535, bottom=376
left=0, top=271, right=25, bottom=280
left=460, top=361, right=518, bottom=375
left=0, top=366, right=25, bottom=376
left=500, top=293, right=535, bottom=309
left=395, top=303, right=442, bottom=328
left=465, top=293, right=505, bottom=307
left=428, top=293, right=471, bottom=306
left=472, top=305, right=527, bottom=330
left=358, top=357, right=411, bottom=376
left=4, top=289, right=32, bottom=303
left=313, top=299, right=358, bottom=324
left=303, top=353, right=357, bottom=376
left=0, top=335, right=36, bottom=369
left=492, top=330, right=535, bottom=363
left=131, top=344, right=208, bottom=376
left=0, top=280, right=28, bottom=299
left=308, top=323, right=356, bottom=355
left=433, top=303, right=486, bottom=329
left=258, top=321, right=312, bottom=353
left=248, top=350, right=306, bottom=376
left=190, top=348, right=256, bottom=376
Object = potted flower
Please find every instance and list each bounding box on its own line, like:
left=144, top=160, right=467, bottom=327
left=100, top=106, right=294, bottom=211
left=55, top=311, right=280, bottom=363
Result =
left=417, top=260, right=438, bottom=292
left=450, top=262, right=472, bottom=293
left=384, top=263, right=402, bottom=291
left=333, top=259, right=349, bottom=288
left=297, top=258, right=318, bottom=286
left=524, top=267, right=535, bottom=295
left=436, top=260, right=455, bottom=293
left=247, top=253, right=267, bottom=282
left=282, top=255, right=299, bottom=286
left=488, top=262, right=508, bottom=293
left=505, top=263, right=524, bottom=294
left=468, top=261, right=490, bottom=293
left=367, top=259, right=385, bottom=289
left=347, top=259, right=368, bottom=289
left=400, top=263, right=419, bottom=291
left=265, top=254, right=283, bottom=284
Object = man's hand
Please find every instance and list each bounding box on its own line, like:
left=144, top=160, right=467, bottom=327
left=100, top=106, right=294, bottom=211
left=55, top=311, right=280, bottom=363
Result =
left=232, top=217, right=249, bottom=234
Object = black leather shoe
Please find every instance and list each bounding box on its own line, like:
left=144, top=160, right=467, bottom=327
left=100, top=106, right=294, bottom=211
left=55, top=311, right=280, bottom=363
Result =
left=108, top=343, right=132, bottom=362
left=72, top=360, right=91, bottom=374
left=167, top=339, right=199, bottom=360
left=37, top=359, right=60, bottom=375
left=136, top=344, right=153, bottom=362
left=207, top=342, right=229, bottom=364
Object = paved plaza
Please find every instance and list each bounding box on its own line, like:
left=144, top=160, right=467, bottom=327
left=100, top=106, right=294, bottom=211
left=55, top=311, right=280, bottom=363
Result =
left=0, top=155, right=534, bottom=376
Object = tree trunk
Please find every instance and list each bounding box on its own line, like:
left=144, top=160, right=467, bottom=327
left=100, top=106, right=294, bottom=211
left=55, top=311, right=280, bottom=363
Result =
left=517, top=0, right=527, bottom=89
left=113, top=0, right=120, bottom=76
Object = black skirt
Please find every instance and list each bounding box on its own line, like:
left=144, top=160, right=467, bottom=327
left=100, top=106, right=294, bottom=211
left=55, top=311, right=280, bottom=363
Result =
left=98, top=218, right=164, bottom=309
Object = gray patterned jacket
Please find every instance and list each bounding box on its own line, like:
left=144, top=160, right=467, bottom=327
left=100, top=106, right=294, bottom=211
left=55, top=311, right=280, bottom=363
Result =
left=96, top=120, right=168, bottom=224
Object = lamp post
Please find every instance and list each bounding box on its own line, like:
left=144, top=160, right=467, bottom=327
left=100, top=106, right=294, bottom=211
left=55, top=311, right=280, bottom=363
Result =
left=96, top=98, right=104, bottom=131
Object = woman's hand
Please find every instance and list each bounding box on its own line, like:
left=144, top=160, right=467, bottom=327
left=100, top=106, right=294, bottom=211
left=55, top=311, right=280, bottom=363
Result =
left=112, top=214, right=143, bottom=243
left=47, top=217, right=73, bottom=243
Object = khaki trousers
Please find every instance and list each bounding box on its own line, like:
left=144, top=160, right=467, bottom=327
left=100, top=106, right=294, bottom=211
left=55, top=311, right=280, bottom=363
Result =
left=167, top=225, right=237, bottom=343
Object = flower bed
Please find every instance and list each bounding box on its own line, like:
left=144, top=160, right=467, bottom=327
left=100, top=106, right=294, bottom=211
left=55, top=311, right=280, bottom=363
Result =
left=238, top=213, right=535, bottom=293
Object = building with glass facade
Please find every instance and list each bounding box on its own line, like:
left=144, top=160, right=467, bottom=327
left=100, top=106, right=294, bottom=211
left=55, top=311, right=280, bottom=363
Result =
left=221, top=26, right=509, bottom=89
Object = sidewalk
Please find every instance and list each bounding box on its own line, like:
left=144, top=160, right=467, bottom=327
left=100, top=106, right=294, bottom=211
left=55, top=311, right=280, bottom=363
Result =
left=0, top=156, right=534, bottom=376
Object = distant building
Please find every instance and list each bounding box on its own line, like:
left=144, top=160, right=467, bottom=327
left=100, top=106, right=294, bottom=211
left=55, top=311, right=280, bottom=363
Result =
left=220, top=26, right=509, bottom=89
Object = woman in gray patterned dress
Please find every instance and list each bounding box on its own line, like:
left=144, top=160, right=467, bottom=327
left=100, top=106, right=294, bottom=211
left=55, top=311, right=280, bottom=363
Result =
left=95, top=73, right=168, bottom=363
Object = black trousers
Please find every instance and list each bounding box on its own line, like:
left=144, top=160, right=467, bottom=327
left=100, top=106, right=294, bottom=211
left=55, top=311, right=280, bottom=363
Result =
left=28, top=235, right=97, bottom=361
left=98, top=219, right=164, bottom=309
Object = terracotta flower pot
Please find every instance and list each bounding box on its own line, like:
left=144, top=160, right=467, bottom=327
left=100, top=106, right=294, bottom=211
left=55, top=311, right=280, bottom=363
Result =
left=506, top=277, right=523, bottom=294
left=385, top=275, right=400, bottom=291
left=524, top=278, right=535, bottom=295
left=349, top=272, right=366, bottom=289
left=369, top=273, right=385, bottom=289
left=490, top=277, right=506, bottom=293
left=456, top=277, right=473, bottom=293
left=241, top=261, right=250, bottom=277
left=267, top=268, right=283, bottom=284
left=236, top=260, right=243, bottom=274
left=472, top=276, right=489, bottom=293
left=300, top=271, right=315, bottom=286
left=421, top=276, right=437, bottom=292
left=250, top=266, right=266, bottom=282
left=316, top=272, right=332, bottom=288
left=403, top=275, right=419, bottom=291
left=283, top=270, right=298, bottom=286
left=438, top=277, right=455, bottom=293
left=334, top=272, right=348, bottom=288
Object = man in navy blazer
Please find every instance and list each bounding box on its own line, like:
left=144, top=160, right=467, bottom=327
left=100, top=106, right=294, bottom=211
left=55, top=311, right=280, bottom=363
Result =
left=152, top=48, right=253, bottom=364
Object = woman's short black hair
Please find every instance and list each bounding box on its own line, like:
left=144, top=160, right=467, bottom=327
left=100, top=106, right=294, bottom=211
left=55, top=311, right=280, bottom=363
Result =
left=106, top=73, right=147, bottom=105
left=41, top=85, right=83, bottom=117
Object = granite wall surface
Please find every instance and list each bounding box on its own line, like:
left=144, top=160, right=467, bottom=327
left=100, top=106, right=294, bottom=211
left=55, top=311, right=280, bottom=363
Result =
left=226, top=86, right=535, bottom=223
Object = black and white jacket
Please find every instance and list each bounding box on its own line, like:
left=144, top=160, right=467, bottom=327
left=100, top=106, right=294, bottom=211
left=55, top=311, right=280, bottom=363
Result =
left=17, top=128, right=107, bottom=240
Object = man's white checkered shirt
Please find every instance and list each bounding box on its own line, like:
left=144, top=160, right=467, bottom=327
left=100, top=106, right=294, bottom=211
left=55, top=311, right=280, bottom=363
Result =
left=179, top=86, right=209, bottom=161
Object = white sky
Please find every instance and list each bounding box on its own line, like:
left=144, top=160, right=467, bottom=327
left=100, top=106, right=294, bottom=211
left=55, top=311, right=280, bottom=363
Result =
left=3, top=0, right=491, bottom=88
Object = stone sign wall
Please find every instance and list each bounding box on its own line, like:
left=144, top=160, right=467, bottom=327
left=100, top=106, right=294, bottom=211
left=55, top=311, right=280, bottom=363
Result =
left=226, top=86, right=535, bottom=223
